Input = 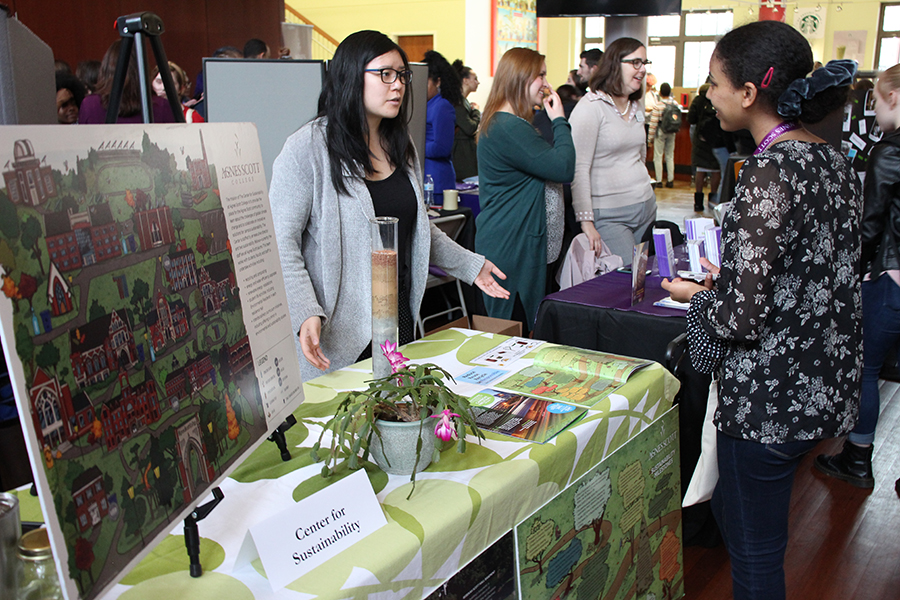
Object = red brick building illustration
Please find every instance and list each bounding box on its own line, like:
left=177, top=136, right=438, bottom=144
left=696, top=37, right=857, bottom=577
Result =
left=198, top=260, right=236, bottom=316
left=99, top=370, right=161, bottom=452
left=135, top=205, right=176, bottom=250
left=70, top=309, right=137, bottom=387
left=146, top=291, right=190, bottom=353
left=1, top=139, right=56, bottom=206
left=72, top=466, right=109, bottom=532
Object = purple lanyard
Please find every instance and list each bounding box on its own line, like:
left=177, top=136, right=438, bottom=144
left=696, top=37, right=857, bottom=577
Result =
left=754, top=121, right=801, bottom=155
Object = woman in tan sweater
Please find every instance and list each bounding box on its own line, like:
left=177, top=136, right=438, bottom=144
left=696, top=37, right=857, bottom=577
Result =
left=569, top=37, right=656, bottom=265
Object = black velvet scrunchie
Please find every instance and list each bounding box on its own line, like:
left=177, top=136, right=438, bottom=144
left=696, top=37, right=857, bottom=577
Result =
left=776, top=59, right=858, bottom=119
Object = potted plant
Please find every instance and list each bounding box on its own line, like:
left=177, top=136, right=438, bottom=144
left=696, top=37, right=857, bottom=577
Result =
left=311, top=341, right=485, bottom=497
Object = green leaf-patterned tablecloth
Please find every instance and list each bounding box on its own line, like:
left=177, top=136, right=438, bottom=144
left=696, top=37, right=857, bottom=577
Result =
left=19, top=329, right=678, bottom=600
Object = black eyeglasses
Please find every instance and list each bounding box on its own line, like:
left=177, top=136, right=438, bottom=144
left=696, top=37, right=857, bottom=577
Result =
left=621, top=58, right=652, bottom=69
left=364, top=68, right=413, bottom=84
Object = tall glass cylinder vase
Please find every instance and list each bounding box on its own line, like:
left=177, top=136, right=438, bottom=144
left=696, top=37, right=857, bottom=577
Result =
left=371, top=217, right=399, bottom=379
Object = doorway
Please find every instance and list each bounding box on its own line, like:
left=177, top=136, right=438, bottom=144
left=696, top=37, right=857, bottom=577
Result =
left=398, top=35, right=433, bottom=62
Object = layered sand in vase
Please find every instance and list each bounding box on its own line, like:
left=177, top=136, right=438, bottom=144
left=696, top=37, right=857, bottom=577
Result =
left=372, top=249, right=398, bottom=377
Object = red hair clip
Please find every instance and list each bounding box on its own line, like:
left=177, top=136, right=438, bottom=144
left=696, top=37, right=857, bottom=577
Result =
left=761, top=67, right=774, bottom=89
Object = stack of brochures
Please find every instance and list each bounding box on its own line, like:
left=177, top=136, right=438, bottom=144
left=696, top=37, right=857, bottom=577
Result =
left=466, top=345, right=651, bottom=443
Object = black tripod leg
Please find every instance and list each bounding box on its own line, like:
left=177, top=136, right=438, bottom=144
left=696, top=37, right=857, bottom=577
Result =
left=132, top=31, right=154, bottom=124
left=147, top=35, right=185, bottom=123
left=106, top=36, right=134, bottom=123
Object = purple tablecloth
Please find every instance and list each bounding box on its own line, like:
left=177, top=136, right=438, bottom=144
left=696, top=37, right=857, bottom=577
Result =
left=543, top=248, right=690, bottom=318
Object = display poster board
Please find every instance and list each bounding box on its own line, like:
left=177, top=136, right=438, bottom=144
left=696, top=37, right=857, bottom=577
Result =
left=204, top=58, right=324, bottom=185
left=841, top=88, right=884, bottom=185
left=515, top=406, right=683, bottom=600
left=0, top=123, right=304, bottom=600
left=409, top=62, right=429, bottom=179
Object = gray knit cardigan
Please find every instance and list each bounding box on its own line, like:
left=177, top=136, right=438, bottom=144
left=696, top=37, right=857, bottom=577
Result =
left=270, top=117, right=485, bottom=383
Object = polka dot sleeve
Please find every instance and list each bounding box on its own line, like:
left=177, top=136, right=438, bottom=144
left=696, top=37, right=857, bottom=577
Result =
left=686, top=289, right=728, bottom=374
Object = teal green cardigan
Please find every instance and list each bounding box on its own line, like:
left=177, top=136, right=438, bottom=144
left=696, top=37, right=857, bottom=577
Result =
left=475, top=112, right=575, bottom=326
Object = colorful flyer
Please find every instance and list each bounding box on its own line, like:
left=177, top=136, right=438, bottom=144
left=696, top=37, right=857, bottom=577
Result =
left=496, top=346, right=651, bottom=408
left=469, top=389, right=587, bottom=444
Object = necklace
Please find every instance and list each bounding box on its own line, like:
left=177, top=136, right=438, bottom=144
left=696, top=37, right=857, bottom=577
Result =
left=754, top=121, right=801, bottom=155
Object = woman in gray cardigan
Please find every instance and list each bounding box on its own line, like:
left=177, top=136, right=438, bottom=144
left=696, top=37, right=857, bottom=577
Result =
left=271, top=30, right=508, bottom=383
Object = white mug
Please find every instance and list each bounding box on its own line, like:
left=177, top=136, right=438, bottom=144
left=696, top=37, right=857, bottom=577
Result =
left=442, top=189, right=459, bottom=210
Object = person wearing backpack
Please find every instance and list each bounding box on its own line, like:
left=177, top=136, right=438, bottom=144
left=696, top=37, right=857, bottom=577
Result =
left=648, top=82, right=681, bottom=188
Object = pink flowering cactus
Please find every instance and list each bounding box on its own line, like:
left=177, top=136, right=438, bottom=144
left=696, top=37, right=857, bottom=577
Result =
left=380, top=340, right=409, bottom=373
left=430, top=408, right=460, bottom=441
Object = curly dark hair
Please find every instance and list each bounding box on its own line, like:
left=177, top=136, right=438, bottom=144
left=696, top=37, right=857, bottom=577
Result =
left=713, top=20, right=848, bottom=124
left=423, top=50, right=463, bottom=107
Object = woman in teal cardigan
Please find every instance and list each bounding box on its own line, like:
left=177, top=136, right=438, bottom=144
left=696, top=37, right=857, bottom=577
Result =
left=475, top=47, right=575, bottom=333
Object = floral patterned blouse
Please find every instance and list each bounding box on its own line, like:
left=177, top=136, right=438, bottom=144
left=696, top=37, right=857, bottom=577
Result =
left=686, top=140, right=863, bottom=444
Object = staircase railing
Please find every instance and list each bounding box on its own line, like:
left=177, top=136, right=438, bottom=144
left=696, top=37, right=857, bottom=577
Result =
left=283, top=4, right=338, bottom=60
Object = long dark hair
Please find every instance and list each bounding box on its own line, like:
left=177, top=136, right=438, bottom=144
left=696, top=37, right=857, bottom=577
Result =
left=590, top=37, right=644, bottom=101
left=423, top=50, right=463, bottom=107
left=317, top=30, right=415, bottom=195
left=94, top=39, right=144, bottom=116
left=713, top=21, right=847, bottom=124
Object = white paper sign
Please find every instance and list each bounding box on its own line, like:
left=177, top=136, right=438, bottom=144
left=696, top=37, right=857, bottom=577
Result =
left=235, top=469, right=387, bottom=589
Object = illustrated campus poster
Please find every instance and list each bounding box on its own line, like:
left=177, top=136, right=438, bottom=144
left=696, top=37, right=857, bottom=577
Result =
left=496, top=346, right=651, bottom=408
left=515, top=406, right=683, bottom=600
left=0, top=123, right=304, bottom=600
left=491, top=0, right=538, bottom=74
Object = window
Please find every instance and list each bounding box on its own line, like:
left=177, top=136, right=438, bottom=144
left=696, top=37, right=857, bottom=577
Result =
left=587, top=10, right=733, bottom=89
left=877, top=3, right=900, bottom=70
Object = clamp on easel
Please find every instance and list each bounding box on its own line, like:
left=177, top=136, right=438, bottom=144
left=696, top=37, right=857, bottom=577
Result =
left=183, top=487, right=225, bottom=578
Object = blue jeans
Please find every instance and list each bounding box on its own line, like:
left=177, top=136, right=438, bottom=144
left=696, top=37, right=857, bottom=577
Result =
left=712, top=432, right=819, bottom=600
left=850, top=274, right=900, bottom=445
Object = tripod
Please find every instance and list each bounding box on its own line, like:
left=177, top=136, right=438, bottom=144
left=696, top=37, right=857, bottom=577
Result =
left=106, top=12, right=185, bottom=124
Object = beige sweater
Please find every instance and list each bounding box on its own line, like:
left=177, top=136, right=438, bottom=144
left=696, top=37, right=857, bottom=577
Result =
left=569, top=91, right=654, bottom=221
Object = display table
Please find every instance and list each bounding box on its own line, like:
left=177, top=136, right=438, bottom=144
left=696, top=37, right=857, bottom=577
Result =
left=533, top=260, right=720, bottom=547
left=13, top=329, right=678, bottom=600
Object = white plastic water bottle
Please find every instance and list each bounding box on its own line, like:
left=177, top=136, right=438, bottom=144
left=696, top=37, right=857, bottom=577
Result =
left=424, top=174, right=434, bottom=207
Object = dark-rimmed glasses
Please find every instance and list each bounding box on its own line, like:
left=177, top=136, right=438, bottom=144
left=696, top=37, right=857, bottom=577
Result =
left=364, top=68, right=413, bottom=84
left=621, top=58, right=652, bottom=69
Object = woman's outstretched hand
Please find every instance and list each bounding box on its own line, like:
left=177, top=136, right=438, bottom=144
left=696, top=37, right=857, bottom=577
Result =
left=299, top=316, right=331, bottom=371
left=474, top=259, right=510, bottom=299
left=661, top=259, right=719, bottom=303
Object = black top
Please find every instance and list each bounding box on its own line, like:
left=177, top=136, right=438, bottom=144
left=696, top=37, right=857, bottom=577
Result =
left=861, top=128, right=900, bottom=275
left=686, top=140, right=862, bottom=443
left=365, top=166, right=418, bottom=298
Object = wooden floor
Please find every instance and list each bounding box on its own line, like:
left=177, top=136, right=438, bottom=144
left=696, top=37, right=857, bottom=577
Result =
left=682, top=379, right=900, bottom=600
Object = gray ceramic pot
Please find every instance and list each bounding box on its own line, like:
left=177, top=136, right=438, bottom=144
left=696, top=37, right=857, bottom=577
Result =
left=368, top=418, right=437, bottom=476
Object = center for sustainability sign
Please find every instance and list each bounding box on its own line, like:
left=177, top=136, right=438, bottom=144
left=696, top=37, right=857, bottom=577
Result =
left=235, top=469, right=387, bottom=589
